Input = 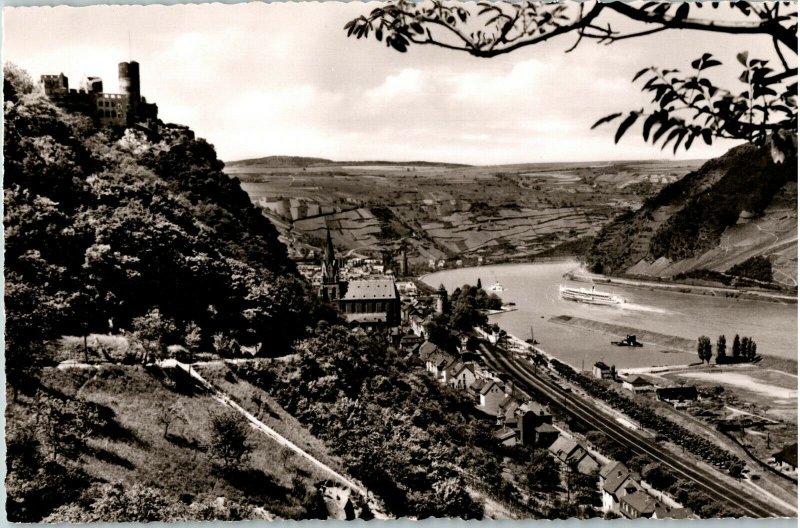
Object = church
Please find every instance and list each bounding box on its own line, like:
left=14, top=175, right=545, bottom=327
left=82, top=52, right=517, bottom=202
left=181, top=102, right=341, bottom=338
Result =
left=319, top=229, right=401, bottom=329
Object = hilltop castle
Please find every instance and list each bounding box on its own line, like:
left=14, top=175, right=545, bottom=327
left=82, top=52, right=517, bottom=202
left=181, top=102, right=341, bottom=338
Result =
left=41, top=61, right=159, bottom=130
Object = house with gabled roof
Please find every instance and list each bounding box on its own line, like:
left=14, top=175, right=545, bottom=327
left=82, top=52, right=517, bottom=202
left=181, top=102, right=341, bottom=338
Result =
left=622, top=375, right=654, bottom=393
left=492, top=427, right=518, bottom=447
left=599, top=461, right=642, bottom=514
left=478, top=380, right=507, bottom=416
left=446, top=361, right=476, bottom=390
left=496, top=394, right=521, bottom=426
left=548, top=436, right=599, bottom=475
left=620, top=490, right=659, bottom=519
left=427, top=351, right=458, bottom=382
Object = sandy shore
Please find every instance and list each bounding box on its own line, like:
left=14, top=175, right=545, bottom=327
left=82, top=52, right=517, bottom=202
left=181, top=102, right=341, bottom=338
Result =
left=567, top=271, right=797, bottom=304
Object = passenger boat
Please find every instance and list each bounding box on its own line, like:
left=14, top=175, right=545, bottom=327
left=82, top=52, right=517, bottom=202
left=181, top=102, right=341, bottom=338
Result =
left=559, top=285, right=625, bottom=305
left=489, top=281, right=505, bottom=292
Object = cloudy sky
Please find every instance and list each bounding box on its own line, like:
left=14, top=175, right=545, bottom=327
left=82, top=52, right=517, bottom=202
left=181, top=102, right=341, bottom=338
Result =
left=3, top=2, right=789, bottom=164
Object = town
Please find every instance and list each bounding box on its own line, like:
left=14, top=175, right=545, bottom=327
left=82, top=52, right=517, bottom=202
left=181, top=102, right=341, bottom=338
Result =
left=4, top=0, right=797, bottom=523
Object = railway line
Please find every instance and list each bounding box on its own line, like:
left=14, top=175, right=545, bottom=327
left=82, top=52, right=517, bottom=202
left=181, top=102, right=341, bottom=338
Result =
left=479, top=344, right=791, bottom=518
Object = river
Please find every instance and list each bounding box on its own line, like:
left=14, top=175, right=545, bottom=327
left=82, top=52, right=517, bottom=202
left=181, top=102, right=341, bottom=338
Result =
left=422, top=260, right=797, bottom=371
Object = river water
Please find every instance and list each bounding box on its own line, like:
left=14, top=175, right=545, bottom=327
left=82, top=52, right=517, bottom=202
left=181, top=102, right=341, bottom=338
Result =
left=422, top=260, right=797, bottom=371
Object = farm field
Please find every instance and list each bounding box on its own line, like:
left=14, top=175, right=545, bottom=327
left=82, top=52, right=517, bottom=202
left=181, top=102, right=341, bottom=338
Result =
left=226, top=157, right=703, bottom=268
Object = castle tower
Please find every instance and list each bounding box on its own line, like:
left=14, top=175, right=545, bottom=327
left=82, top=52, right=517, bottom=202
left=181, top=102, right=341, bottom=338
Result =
left=399, top=248, right=408, bottom=277
left=436, top=284, right=448, bottom=314
left=118, top=61, right=141, bottom=104
left=320, top=228, right=341, bottom=301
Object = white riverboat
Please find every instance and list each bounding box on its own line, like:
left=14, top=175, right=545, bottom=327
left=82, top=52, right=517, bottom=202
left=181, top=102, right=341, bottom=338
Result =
left=489, top=281, right=505, bottom=292
left=559, top=284, right=625, bottom=305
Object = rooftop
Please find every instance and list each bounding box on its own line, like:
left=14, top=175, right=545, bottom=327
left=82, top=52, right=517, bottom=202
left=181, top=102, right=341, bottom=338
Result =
left=341, top=279, right=398, bottom=301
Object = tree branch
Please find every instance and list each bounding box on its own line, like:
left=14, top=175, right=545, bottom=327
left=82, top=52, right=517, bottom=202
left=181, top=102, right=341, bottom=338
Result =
left=606, top=2, right=797, bottom=53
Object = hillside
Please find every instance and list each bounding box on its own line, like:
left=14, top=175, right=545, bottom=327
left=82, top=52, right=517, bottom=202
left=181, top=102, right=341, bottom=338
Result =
left=226, top=155, right=469, bottom=169
left=587, top=142, right=797, bottom=288
left=3, top=66, right=324, bottom=522
left=7, top=363, right=341, bottom=521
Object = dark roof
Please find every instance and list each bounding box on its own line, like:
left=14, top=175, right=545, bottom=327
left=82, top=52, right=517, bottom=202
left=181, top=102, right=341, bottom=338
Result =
left=498, top=395, right=519, bottom=411
left=469, top=379, right=487, bottom=392
left=600, top=461, right=628, bottom=480
left=594, top=361, right=611, bottom=370
left=774, top=443, right=798, bottom=468
left=656, top=386, right=699, bottom=401
left=534, top=423, right=558, bottom=434
left=341, top=279, right=398, bottom=301
left=602, top=466, right=638, bottom=496
left=549, top=436, right=580, bottom=462
left=626, top=376, right=652, bottom=386
left=480, top=380, right=503, bottom=395
left=621, top=491, right=658, bottom=515
left=655, top=505, right=694, bottom=519
left=418, top=341, right=440, bottom=360
left=492, top=428, right=517, bottom=441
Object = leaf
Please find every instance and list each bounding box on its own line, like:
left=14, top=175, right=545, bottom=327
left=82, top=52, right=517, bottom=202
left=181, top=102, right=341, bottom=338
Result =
left=590, top=112, right=622, bottom=130
left=736, top=51, right=749, bottom=66
left=701, top=59, right=722, bottom=70
left=632, top=68, right=650, bottom=82
left=614, top=112, right=639, bottom=144
left=642, top=113, right=660, bottom=141
left=675, top=3, right=690, bottom=21
left=701, top=129, right=713, bottom=145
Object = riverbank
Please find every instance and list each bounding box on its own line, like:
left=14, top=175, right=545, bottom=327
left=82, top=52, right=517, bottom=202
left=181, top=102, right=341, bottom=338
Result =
left=566, top=271, right=798, bottom=304
left=549, top=315, right=696, bottom=353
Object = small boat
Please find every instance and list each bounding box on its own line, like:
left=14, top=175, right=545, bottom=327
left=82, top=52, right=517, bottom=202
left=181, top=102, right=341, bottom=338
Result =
left=559, top=284, right=625, bottom=305
left=489, top=281, right=505, bottom=292
left=611, top=334, right=643, bottom=347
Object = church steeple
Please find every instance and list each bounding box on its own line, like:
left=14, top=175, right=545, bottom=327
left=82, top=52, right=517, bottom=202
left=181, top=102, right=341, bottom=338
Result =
left=320, top=227, right=341, bottom=301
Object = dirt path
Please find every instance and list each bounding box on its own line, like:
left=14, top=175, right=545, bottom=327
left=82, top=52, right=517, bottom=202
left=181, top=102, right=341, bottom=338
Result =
left=159, top=360, right=370, bottom=496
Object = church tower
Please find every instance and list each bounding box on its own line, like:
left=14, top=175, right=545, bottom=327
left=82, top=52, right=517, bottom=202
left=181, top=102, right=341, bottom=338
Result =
left=436, top=284, right=448, bottom=314
left=320, top=228, right=341, bottom=302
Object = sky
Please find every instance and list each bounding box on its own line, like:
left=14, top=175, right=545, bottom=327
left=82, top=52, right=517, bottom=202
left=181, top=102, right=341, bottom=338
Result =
left=2, top=2, right=792, bottom=165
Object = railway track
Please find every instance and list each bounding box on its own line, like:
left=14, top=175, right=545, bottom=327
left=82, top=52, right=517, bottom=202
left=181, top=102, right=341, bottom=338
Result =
left=479, top=345, right=790, bottom=518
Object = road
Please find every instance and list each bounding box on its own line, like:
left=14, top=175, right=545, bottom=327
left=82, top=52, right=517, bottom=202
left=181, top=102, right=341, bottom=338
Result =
left=478, top=344, right=794, bottom=518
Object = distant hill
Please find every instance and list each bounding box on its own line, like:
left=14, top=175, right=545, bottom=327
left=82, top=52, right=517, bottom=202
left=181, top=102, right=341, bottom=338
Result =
left=586, top=141, right=797, bottom=288
left=226, top=155, right=470, bottom=168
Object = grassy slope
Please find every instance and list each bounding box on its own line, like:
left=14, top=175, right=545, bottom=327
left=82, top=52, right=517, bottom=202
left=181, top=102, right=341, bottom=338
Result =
left=15, top=363, right=347, bottom=518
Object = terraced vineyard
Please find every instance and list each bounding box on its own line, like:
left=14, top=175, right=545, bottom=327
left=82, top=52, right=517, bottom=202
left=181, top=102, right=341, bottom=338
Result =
left=226, top=157, right=703, bottom=267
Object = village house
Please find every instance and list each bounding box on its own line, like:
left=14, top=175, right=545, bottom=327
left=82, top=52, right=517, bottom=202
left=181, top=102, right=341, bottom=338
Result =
left=622, top=375, right=654, bottom=393
left=592, top=361, right=615, bottom=380
left=496, top=394, right=522, bottom=427
left=515, top=401, right=554, bottom=446
left=533, top=423, right=560, bottom=448
left=656, top=386, right=699, bottom=408
left=772, top=443, right=798, bottom=473
left=446, top=361, right=476, bottom=390
left=620, top=490, right=659, bottom=519
left=492, top=427, right=518, bottom=447
left=427, top=351, right=458, bottom=383
left=548, top=435, right=599, bottom=475
left=599, top=461, right=642, bottom=515
left=478, top=380, right=507, bottom=416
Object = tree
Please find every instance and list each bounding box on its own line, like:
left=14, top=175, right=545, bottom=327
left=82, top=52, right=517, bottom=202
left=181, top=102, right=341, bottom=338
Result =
left=476, top=277, right=482, bottom=289
left=184, top=321, right=203, bottom=362
left=345, top=1, right=797, bottom=157
left=732, top=334, right=741, bottom=358
left=157, top=402, right=187, bottom=439
left=697, top=335, right=712, bottom=363
left=716, top=335, right=727, bottom=362
left=527, top=448, right=559, bottom=490
left=131, top=309, right=178, bottom=363
left=208, top=410, right=253, bottom=470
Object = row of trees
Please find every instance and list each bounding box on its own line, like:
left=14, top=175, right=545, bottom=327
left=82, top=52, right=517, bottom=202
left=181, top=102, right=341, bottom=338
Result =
left=697, top=334, right=758, bottom=364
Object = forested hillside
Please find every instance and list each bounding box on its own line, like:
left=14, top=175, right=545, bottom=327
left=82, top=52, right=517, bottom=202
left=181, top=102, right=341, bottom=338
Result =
left=587, top=141, right=797, bottom=284
left=4, top=66, right=311, bottom=371
left=3, top=66, right=326, bottom=521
